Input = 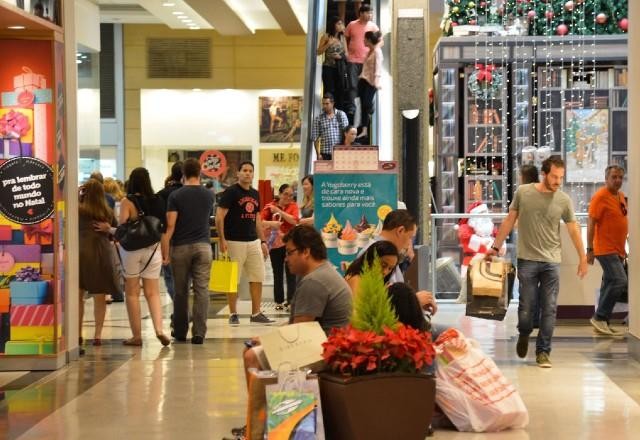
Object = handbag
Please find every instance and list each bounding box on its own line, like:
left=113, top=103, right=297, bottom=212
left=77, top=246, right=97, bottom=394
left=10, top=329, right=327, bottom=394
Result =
left=209, top=253, right=238, bottom=293
left=114, top=196, right=162, bottom=251
left=260, top=322, right=327, bottom=371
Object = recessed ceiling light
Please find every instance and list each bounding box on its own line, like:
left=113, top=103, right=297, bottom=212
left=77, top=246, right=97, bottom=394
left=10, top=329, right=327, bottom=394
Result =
left=8, top=25, right=26, bottom=30
left=76, top=60, right=82, bottom=64
left=162, top=2, right=175, bottom=6
left=172, top=11, right=183, bottom=15
left=189, top=26, right=200, bottom=30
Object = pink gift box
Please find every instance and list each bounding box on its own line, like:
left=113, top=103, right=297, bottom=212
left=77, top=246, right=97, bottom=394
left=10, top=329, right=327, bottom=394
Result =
left=13, top=67, right=47, bottom=93
left=2, top=245, right=42, bottom=263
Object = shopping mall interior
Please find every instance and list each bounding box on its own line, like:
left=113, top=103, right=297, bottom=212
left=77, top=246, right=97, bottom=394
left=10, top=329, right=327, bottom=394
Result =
left=0, top=1, right=639, bottom=439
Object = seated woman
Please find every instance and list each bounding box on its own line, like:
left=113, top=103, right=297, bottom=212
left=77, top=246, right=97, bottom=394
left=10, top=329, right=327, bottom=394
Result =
left=387, top=282, right=430, bottom=332
left=344, top=240, right=399, bottom=295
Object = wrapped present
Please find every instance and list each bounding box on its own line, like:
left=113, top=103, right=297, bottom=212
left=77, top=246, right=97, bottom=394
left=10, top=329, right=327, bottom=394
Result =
left=10, top=326, right=59, bottom=341
left=11, top=230, right=25, bottom=244
left=0, top=109, right=34, bottom=158
left=0, top=217, right=22, bottom=230
left=41, top=253, right=54, bottom=275
left=0, top=313, right=9, bottom=352
left=0, top=288, right=9, bottom=313
left=1, top=139, right=33, bottom=158
left=1, top=245, right=41, bottom=263
left=5, top=340, right=54, bottom=355
left=13, top=66, right=47, bottom=93
left=0, top=225, right=12, bottom=241
left=10, top=281, right=49, bottom=305
left=2, top=262, right=41, bottom=277
left=10, top=304, right=54, bottom=326
left=23, top=221, right=53, bottom=245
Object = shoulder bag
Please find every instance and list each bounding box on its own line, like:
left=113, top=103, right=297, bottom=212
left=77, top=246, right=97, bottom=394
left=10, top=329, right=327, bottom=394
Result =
left=114, top=195, right=162, bottom=251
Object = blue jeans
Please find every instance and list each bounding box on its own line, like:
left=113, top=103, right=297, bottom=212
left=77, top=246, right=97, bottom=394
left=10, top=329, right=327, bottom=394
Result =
left=594, top=254, right=627, bottom=322
left=517, top=259, right=559, bottom=355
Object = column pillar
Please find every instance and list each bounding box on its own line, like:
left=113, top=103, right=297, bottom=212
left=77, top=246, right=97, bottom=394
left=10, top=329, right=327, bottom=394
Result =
left=627, top=1, right=639, bottom=359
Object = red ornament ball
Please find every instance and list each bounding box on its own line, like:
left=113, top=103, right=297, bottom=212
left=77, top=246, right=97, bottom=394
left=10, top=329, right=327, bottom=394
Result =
left=565, top=1, right=574, bottom=12
left=545, top=10, right=554, bottom=20
left=527, top=10, right=536, bottom=21
left=469, top=19, right=477, bottom=25
left=556, top=24, right=569, bottom=35
left=451, top=22, right=459, bottom=27
left=619, top=18, right=628, bottom=31
left=596, top=13, right=607, bottom=24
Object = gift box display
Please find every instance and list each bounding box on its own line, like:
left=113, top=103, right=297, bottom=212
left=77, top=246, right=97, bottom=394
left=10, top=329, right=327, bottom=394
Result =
left=10, top=268, right=49, bottom=305
left=0, top=313, right=9, bottom=353
left=0, top=246, right=42, bottom=276
left=0, top=108, right=34, bottom=159
left=22, top=220, right=53, bottom=245
left=13, top=67, right=47, bottom=93
left=0, top=288, right=8, bottom=313
left=5, top=340, right=54, bottom=355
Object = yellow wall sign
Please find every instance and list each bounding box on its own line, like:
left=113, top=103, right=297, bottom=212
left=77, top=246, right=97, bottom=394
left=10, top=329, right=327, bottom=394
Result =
left=259, top=148, right=301, bottom=190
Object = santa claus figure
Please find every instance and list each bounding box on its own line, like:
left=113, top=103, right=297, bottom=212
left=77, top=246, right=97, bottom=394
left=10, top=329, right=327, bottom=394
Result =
left=456, top=201, right=503, bottom=303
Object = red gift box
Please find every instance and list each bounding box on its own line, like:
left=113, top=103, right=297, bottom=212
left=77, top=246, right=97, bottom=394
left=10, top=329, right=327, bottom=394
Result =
left=10, top=304, right=54, bottom=326
left=0, top=226, right=11, bottom=241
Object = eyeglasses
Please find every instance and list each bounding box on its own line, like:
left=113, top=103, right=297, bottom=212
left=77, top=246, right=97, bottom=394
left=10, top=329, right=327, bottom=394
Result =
left=620, top=203, right=627, bottom=216
left=285, top=248, right=301, bottom=256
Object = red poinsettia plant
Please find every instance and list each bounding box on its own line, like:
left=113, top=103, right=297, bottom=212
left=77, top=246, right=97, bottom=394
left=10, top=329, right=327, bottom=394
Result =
left=322, top=257, right=435, bottom=376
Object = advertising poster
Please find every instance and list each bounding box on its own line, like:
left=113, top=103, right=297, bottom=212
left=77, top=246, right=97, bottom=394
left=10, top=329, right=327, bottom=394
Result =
left=259, top=148, right=300, bottom=190
left=314, top=163, right=398, bottom=273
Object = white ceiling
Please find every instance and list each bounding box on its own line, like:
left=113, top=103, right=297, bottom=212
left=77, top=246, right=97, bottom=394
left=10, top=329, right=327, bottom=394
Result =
left=94, top=0, right=308, bottom=34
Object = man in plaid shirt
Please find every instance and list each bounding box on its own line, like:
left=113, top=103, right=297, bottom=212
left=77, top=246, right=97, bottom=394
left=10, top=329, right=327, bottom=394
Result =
left=311, top=93, right=349, bottom=160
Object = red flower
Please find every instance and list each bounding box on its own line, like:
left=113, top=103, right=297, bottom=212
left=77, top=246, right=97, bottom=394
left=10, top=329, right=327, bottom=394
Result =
left=322, top=324, right=435, bottom=376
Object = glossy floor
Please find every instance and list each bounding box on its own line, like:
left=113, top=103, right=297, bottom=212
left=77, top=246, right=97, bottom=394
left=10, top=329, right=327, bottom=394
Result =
left=1, top=296, right=639, bottom=440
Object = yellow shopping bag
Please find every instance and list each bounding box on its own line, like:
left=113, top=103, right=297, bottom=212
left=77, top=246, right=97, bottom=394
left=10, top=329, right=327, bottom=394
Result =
left=209, top=254, right=238, bottom=293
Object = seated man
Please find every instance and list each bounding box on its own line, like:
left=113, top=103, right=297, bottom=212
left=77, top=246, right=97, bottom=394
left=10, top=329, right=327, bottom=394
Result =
left=242, top=225, right=353, bottom=381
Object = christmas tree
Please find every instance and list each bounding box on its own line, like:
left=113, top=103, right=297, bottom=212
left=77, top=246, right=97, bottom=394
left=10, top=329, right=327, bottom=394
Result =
left=442, top=0, right=629, bottom=36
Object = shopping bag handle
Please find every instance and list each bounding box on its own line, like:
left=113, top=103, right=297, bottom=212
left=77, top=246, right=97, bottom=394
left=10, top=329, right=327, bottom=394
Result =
left=217, top=252, right=231, bottom=262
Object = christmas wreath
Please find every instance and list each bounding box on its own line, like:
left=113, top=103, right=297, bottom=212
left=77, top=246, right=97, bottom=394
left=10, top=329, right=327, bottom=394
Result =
left=468, top=63, right=503, bottom=99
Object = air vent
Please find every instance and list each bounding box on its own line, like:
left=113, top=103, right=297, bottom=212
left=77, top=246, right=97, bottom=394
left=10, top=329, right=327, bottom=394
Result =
left=100, top=24, right=115, bottom=119
left=147, top=38, right=211, bottom=79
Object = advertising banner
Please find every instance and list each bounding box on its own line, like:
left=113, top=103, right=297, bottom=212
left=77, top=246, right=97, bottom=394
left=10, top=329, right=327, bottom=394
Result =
left=314, top=161, right=398, bottom=273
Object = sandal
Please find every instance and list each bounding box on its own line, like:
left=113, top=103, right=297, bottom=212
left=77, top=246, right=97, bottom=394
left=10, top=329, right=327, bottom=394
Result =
left=92, top=338, right=102, bottom=346
left=122, top=338, right=143, bottom=346
left=274, top=304, right=284, bottom=311
left=156, top=334, right=171, bottom=346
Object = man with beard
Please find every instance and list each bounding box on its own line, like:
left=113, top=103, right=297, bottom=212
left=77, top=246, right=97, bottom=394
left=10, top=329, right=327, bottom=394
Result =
left=587, top=165, right=628, bottom=336
left=486, top=156, right=588, bottom=368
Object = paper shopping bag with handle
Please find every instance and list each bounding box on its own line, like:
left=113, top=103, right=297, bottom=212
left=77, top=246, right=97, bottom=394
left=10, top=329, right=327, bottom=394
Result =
left=260, top=322, right=327, bottom=371
left=208, top=253, right=238, bottom=293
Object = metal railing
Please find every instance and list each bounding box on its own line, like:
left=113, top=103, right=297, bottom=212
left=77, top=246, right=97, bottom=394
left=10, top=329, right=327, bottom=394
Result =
left=428, top=212, right=589, bottom=300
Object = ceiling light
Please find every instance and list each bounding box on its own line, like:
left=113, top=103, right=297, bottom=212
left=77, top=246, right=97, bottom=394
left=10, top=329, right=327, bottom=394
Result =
left=189, top=26, right=200, bottom=30
left=162, top=2, right=175, bottom=6
left=8, top=25, right=26, bottom=30
left=172, top=11, right=183, bottom=15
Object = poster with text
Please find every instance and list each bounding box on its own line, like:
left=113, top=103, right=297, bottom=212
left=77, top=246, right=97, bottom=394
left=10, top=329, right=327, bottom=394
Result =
left=259, top=148, right=300, bottom=190
left=314, top=167, right=397, bottom=273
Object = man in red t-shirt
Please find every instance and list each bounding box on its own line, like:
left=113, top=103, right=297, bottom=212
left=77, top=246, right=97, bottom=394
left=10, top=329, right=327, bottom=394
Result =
left=587, top=165, right=628, bottom=336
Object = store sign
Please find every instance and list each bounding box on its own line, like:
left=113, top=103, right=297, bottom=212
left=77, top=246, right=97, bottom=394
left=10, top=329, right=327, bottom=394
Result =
left=0, top=157, right=54, bottom=224
left=199, top=149, right=227, bottom=178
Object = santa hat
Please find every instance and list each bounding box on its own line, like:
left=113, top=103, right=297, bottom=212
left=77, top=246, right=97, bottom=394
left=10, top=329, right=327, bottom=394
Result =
left=459, top=201, right=485, bottom=225
left=469, top=203, right=489, bottom=214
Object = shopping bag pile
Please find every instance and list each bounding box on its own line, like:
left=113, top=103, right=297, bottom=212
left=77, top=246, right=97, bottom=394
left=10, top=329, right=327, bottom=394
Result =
left=434, top=328, right=529, bottom=432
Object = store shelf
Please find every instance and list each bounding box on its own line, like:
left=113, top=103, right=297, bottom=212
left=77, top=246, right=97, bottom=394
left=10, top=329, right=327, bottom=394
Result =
left=0, top=2, right=62, bottom=39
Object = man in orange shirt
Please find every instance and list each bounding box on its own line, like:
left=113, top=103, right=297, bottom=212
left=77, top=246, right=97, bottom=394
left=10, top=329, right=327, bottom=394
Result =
left=587, top=165, right=628, bottom=336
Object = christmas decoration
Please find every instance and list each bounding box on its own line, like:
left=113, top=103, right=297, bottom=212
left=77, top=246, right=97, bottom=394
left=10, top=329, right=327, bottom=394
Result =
left=442, top=0, right=629, bottom=36
left=557, top=23, right=569, bottom=35
left=468, top=64, right=503, bottom=99
left=618, top=17, right=628, bottom=31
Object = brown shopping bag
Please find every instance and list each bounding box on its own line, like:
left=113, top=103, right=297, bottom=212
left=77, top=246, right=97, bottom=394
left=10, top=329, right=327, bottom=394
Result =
left=208, top=253, right=238, bottom=293
left=470, top=261, right=506, bottom=297
left=466, top=260, right=514, bottom=321
left=260, top=322, right=327, bottom=371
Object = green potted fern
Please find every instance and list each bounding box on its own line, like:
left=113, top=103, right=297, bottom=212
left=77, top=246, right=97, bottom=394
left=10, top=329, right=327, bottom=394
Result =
left=319, top=257, right=436, bottom=440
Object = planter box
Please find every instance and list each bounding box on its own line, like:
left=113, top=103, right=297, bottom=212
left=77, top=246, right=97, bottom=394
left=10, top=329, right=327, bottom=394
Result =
left=319, top=372, right=436, bottom=440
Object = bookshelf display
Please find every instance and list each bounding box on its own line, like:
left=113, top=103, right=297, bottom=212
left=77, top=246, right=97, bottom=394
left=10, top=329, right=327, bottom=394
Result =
left=432, top=36, right=628, bottom=213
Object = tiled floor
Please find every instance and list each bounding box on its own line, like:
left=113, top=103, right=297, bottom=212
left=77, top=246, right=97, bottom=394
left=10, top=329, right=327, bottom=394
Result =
left=1, top=292, right=639, bottom=440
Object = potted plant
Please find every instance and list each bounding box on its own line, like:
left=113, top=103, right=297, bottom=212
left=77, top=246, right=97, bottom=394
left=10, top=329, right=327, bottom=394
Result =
left=319, top=257, right=437, bottom=440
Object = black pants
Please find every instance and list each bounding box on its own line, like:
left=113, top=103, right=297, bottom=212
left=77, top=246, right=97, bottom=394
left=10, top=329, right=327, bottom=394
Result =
left=358, top=78, right=377, bottom=129
left=270, top=247, right=296, bottom=304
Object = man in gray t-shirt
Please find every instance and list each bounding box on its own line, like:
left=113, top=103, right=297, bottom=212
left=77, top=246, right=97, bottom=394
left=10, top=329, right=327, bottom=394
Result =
left=487, top=157, right=587, bottom=368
